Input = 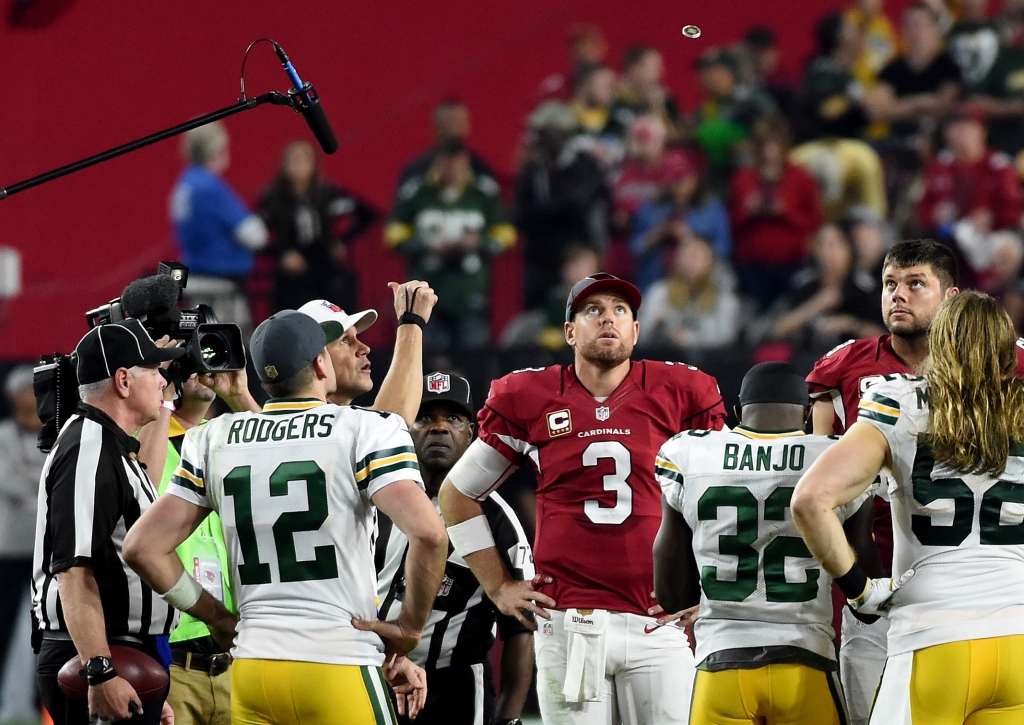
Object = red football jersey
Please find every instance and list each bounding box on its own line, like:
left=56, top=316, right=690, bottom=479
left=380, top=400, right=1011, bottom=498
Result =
left=807, top=335, right=1024, bottom=574
left=476, top=360, right=726, bottom=615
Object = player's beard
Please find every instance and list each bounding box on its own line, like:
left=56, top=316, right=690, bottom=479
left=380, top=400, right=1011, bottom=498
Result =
left=886, top=311, right=931, bottom=341
left=578, top=335, right=633, bottom=370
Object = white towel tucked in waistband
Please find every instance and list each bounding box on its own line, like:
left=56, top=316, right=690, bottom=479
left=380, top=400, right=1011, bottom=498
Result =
left=562, top=608, right=609, bottom=703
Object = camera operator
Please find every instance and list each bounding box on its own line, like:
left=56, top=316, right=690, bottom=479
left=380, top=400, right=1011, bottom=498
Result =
left=135, top=371, right=254, bottom=725
left=32, top=319, right=186, bottom=725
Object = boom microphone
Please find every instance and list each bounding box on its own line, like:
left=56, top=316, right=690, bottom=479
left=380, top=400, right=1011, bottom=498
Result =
left=273, top=43, right=339, bottom=155
left=121, top=275, right=181, bottom=319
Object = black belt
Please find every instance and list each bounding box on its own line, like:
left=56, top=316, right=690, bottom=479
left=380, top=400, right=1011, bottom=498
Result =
left=170, top=649, right=232, bottom=676
left=41, top=631, right=145, bottom=646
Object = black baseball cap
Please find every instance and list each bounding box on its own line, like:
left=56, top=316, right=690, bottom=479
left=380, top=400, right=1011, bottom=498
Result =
left=250, top=310, right=328, bottom=383
left=419, top=371, right=474, bottom=420
left=738, top=362, right=809, bottom=407
left=75, top=319, right=187, bottom=385
left=565, top=273, right=642, bottom=322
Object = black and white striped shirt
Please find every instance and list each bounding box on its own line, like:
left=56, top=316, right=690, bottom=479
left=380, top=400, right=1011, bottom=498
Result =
left=31, top=403, right=175, bottom=639
left=377, top=492, right=534, bottom=671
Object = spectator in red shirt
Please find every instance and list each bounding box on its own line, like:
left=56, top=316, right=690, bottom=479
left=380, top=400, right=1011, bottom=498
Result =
left=917, top=106, right=1023, bottom=236
left=729, top=117, right=824, bottom=310
left=612, top=115, right=669, bottom=232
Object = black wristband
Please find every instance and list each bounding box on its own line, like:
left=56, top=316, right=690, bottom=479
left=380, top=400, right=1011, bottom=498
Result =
left=489, top=719, right=523, bottom=725
left=398, top=311, right=426, bottom=329
left=835, top=562, right=869, bottom=600
left=83, top=656, right=118, bottom=686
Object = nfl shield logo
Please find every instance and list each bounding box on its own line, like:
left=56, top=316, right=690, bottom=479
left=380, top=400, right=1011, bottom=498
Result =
left=427, top=372, right=450, bottom=393
left=596, top=406, right=610, bottom=421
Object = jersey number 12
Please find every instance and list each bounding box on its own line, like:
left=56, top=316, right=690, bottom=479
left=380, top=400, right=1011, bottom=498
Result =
left=224, top=461, right=339, bottom=585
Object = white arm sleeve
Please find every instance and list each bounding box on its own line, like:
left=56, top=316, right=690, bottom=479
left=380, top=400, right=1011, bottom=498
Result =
left=447, top=438, right=518, bottom=501
left=234, top=214, right=269, bottom=251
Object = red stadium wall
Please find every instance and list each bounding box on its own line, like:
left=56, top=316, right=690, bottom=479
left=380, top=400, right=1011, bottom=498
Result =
left=0, top=0, right=890, bottom=358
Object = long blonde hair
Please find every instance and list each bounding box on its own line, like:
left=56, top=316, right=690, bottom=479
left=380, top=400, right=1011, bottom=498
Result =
left=668, top=238, right=718, bottom=314
left=923, top=291, right=1024, bottom=476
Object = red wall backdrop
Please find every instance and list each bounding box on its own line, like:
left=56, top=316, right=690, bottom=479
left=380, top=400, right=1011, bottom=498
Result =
left=0, top=0, right=907, bottom=359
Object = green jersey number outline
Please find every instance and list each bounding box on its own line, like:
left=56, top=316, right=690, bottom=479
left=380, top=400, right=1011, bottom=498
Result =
left=697, top=485, right=819, bottom=603
left=224, top=460, right=339, bottom=585
left=911, top=447, right=1024, bottom=547
left=913, top=477, right=1024, bottom=547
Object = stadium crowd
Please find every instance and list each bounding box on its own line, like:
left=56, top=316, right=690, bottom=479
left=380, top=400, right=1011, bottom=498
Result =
left=158, top=0, right=1024, bottom=408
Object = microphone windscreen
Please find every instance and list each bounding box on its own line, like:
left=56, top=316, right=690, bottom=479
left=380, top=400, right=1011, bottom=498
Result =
left=121, top=275, right=180, bottom=318
left=302, top=101, right=339, bottom=155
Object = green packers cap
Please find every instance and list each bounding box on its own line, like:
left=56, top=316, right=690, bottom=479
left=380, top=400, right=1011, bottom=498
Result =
left=250, top=310, right=327, bottom=383
left=297, top=299, right=377, bottom=344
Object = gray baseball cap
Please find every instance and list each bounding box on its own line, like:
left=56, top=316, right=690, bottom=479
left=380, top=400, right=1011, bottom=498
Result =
left=250, top=310, right=327, bottom=384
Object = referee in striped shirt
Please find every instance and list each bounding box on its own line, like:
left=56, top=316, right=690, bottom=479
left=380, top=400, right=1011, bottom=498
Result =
left=377, top=373, right=535, bottom=725
left=32, top=319, right=185, bottom=725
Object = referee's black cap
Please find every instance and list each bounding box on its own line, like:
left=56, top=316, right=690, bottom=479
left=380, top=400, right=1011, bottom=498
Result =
left=420, top=371, right=474, bottom=420
left=738, top=362, right=809, bottom=407
left=251, top=310, right=327, bottom=383
left=75, top=319, right=187, bottom=385
left=565, top=273, right=642, bottom=322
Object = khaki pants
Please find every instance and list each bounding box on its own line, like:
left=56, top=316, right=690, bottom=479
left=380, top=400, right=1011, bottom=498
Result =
left=168, top=662, right=232, bottom=725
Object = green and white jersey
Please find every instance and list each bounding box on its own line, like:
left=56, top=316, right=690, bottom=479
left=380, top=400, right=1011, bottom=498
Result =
left=168, top=398, right=422, bottom=666
left=657, top=427, right=864, bottom=666
left=858, top=375, right=1024, bottom=656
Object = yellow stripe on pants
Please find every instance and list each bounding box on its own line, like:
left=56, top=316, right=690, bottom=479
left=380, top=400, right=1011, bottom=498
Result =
left=230, top=659, right=395, bottom=725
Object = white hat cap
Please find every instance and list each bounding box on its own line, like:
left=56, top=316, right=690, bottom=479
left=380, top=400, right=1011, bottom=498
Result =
left=297, top=299, right=378, bottom=342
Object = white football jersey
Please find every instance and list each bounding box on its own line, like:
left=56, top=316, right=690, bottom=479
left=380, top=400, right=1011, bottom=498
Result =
left=168, top=399, right=422, bottom=666
left=858, top=376, right=1024, bottom=656
left=657, top=427, right=863, bottom=665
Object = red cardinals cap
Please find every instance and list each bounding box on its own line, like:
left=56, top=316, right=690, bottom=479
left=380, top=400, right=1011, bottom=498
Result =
left=565, top=273, right=642, bottom=322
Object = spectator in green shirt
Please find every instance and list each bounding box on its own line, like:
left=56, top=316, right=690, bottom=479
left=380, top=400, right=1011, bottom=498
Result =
left=386, top=138, right=516, bottom=353
left=973, top=43, right=1024, bottom=156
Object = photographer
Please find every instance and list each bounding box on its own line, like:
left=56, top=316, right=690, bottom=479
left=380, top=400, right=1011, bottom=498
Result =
left=32, top=320, right=186, bottom=725
left=137, top=372, right=253, bottom=725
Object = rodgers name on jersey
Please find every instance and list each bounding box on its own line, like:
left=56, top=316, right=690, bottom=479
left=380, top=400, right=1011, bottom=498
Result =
left=858, top=375, right=1024, bottom=656
left=657, top=427, right=866, bottom=666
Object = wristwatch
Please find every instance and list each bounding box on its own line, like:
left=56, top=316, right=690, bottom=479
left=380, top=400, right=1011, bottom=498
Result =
left=83, top=655, right=117, bottom=686
left=489, top=719, right=523, bottom=725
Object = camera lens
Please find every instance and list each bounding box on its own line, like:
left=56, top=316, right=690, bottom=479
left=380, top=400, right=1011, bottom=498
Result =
left=198, top=332, right=230, bottom=369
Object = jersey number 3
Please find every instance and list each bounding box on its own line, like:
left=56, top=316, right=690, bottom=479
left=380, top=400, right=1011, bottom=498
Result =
left=224, top=461, right=339, bottom=585
left=582, top=441, right=633, bottom=525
